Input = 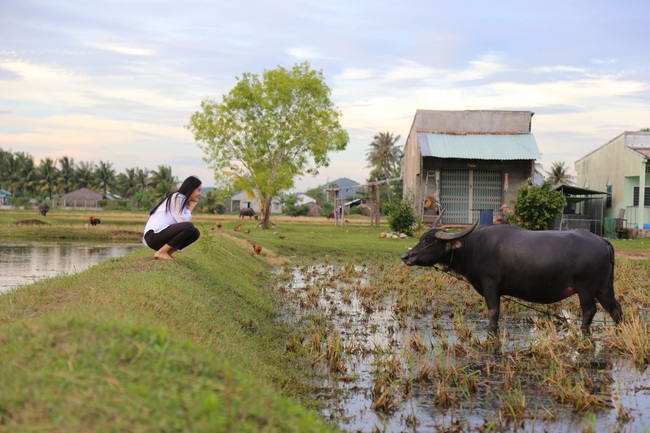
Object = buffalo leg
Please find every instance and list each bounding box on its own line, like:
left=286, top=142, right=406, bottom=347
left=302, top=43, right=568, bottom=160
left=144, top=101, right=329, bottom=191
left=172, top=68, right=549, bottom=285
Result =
left=578, top=292, right=598, bottom=334
left=596, top=291, right=623, bottom=324
left=483, top=293, right=501, bottom=336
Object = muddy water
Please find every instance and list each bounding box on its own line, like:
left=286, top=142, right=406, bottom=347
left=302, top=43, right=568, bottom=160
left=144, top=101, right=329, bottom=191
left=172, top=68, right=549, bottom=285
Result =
left=0, top=240, right=143, bottom=293
left=273, top=264, right=650, bottom=433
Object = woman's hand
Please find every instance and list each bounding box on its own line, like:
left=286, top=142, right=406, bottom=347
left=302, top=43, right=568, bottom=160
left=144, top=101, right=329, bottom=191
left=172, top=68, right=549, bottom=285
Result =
left=187, top=199, right=198, bottom=212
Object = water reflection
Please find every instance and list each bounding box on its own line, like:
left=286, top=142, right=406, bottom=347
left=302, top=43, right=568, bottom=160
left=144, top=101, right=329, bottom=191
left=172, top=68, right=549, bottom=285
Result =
left=0, top=240, right=143, bottom=293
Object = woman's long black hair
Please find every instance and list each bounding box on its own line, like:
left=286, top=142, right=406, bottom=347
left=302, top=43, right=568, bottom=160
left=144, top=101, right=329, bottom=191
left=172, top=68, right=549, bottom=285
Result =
left=149, top=176, right=202, bottom=216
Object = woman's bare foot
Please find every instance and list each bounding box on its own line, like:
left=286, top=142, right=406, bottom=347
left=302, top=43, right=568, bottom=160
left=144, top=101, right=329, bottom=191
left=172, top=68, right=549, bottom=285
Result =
left=154, top=252, right=176, bottom=261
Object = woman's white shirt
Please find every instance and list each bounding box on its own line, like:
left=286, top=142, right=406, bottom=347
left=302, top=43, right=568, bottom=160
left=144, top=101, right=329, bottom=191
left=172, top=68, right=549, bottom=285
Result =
left=142, top=193, right=192, bottom=246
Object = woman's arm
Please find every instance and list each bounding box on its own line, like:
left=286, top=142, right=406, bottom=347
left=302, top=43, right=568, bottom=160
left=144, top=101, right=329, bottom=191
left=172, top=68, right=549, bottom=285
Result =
left=170, top=193, right=191, bottom=223
left=187, top=198, right=198, bottom=213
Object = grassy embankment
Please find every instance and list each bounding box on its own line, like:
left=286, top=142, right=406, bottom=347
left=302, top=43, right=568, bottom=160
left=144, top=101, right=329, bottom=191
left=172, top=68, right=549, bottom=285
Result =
left=0, top=209, right=405, bottom=432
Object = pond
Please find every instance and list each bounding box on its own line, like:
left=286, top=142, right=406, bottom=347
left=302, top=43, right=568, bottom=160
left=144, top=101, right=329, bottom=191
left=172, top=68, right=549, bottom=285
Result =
left=0, top=240, right=143, bottom=293
left=273, top=263, right=650, bottom=433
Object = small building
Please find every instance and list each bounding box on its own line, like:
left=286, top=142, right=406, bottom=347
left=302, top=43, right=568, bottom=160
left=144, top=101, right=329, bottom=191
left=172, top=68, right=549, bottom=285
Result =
left=60, top=188, right=103, bottom=209
left=402, top=110, right=541, bottom=225
left=295, top=194, right=317, bottom=206
left=0, top=188, right=12, bottom=206
left=575, top=131, right=650, bottom=231
left=229, top=191, right=282, bottom=214
left=552, top=184, right=607, bottom=235
left=305, top=202, right=323, bottom=217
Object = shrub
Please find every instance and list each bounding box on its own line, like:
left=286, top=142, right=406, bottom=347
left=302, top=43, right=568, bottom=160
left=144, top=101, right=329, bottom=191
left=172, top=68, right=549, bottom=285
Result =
left=511, top=182, right=567, bottom=230
left=321, top=202, right=334, bottom=217
left=387, top=198, right=416, bottom=236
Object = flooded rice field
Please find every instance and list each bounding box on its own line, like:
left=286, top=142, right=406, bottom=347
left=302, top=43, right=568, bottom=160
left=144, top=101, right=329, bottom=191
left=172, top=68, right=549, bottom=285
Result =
left=272, top=260, right=650, bottom=432
left=0, top=240, right=143, bottom=293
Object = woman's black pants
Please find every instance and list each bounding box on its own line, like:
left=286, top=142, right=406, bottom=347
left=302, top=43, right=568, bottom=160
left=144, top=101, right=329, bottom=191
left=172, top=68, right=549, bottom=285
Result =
left=144, top=222, right=200, bottom=251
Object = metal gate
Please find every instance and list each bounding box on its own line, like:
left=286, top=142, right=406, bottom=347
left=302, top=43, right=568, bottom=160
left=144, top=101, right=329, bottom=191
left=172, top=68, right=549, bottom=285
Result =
left=439, top=169, right=502, bottom=224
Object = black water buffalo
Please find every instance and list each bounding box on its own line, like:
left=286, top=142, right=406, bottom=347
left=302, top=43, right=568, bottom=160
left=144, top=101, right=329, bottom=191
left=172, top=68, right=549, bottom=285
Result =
left=38, top=203, right=49, bottom=216
left=239, top=208, right=257, bottom=219
left=402, top=221, right=623, bottom=335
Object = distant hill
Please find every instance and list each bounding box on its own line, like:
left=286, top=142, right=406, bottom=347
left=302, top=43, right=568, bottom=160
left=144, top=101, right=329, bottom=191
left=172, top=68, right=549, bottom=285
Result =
left=318, top=177, right=360, bottom=199
left=318, top=177, right=360, bottom=190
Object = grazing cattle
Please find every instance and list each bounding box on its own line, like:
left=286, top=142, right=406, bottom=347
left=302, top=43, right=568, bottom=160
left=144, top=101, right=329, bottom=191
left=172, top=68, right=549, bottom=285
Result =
left=89, top=216, right=101, bottom=226
left=239, top=208, right=257, bottom=219
left=38, top=203, right=49, bottom=216
left=401, top=219, right=623, bottom=335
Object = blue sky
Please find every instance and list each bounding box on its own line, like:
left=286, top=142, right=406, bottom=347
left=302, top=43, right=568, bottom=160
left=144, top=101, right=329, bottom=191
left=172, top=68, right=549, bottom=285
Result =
left=1, top=0, right=649, bottom=191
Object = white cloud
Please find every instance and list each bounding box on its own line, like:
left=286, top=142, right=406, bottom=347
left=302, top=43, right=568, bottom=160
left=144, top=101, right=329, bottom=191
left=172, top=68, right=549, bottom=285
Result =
left=336, top=68, right=374, bottom=80
left=384, top=60, right=438, bottom=81
left=453, top=53, right=505, bottom=81
left=287, top=46, right=322, bottom=59
left=84, top=41, right=155, bottom=57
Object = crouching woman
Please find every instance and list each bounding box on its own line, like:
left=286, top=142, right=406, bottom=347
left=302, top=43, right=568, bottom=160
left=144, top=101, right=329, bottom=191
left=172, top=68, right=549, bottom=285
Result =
left=143, top=176, right=202, bottom=261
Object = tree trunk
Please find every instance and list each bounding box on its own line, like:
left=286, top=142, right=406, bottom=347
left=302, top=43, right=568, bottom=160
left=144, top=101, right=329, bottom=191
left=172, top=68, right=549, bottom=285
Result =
left=262, top=196, right=273, bottom=229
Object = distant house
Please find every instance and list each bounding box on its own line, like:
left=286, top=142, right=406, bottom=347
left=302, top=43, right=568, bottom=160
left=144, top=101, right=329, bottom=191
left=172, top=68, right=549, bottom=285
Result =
left=295, top=194, right=317, bottom=206
left=60, top=188, right=103, bottom=209
left=402, top=110, right=541, bottom=225
left=575, top=131, right=650, bottom=230
left=229, top=191, right=282, bottom=214
left=0, top=188, right=11, bottom=206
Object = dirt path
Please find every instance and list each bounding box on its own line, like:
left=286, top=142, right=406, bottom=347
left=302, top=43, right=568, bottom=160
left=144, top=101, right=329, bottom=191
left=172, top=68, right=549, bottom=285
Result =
left=615, top=250, right=650, bottom=259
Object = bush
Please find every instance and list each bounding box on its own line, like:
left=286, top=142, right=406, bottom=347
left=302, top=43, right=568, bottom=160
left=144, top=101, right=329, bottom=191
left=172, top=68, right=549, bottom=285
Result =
left=321, top=202, right=334, bottom=217
left=349, top=205, right=363, bottom=215
left=511, top=182, right=567, bottom=230
left=387, top=198, right=416, bottom=236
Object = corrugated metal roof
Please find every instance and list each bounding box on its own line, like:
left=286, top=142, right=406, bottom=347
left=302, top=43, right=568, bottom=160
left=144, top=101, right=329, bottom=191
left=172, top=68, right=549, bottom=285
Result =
left=418, top=132, right=541, bottom=160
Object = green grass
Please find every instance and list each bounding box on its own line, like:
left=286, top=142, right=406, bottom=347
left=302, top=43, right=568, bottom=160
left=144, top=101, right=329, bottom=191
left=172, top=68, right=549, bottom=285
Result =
left=610, top=237, right=650, bottom=253
left=0, top=219, right=347, bottom=432
left=1, top=209, right=649, bottom=432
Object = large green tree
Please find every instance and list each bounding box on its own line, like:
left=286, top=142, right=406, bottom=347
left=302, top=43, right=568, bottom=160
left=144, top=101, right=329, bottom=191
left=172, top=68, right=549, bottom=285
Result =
left=187, top=62, right=349, bottom=229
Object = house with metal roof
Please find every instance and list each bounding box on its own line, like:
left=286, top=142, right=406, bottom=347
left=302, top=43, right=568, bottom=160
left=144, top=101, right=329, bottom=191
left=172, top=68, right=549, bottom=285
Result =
left=402, top=110, right=541, bottom=225
left=0, top=188, right=11, bottom=206
left=575, top=131, right=650, bottom=232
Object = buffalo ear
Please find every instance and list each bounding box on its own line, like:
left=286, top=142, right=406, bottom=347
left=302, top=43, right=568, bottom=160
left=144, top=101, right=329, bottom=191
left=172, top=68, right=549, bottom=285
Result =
left=445, top=239, right=463, bottom=250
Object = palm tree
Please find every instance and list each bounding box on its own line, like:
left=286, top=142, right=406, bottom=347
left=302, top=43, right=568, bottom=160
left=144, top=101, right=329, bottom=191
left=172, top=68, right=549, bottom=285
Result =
left=134, top=167, right=150, bottom=191
left=366, top=131, right=402, bottom=180
left=546, top=161, right=575, bottom=185
left=75, top=161, right=95, bottom=189
left=37, top=157, right=59, bottom=199
left=0, top=150, right=21, bottom=193
left=150, top=165, right=177, bottom=200
left=117, top=167, right=150, bottom=199
left=93, top=160, right=117, bottom=198
left=0, top=148, right=9, bottom=189
left=14, top=152, right=37, bottom=196
left=58, top=156, right=76, bottom=194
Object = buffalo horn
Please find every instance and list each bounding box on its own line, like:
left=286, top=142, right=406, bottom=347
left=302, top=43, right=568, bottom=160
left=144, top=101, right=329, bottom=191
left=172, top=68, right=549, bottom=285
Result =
left=430, top=208, right=445, bottom=228
left=433, top=219, right=479, bottom=240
